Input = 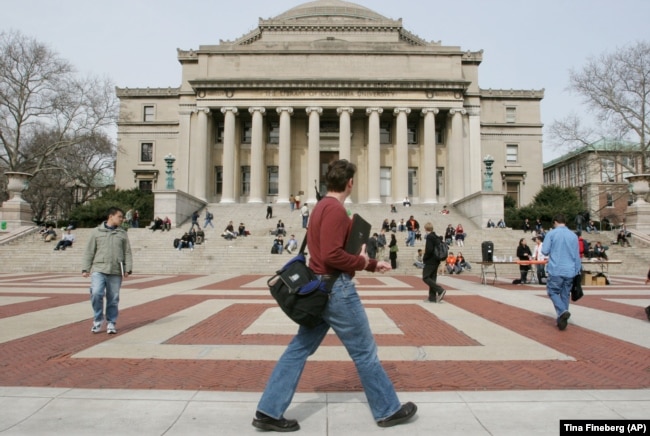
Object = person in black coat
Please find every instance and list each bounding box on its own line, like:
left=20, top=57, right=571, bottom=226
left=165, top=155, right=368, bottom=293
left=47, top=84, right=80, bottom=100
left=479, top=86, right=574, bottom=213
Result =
left=516, top=238, right=532, bottom=283
left=366, top=233, right=379, bottom=259
left=388, top=233, right=398, bottom=269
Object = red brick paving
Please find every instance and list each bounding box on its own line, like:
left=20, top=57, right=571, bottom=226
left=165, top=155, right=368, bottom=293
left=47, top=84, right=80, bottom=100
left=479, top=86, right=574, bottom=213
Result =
left=0, top=273, right=648, bottom=392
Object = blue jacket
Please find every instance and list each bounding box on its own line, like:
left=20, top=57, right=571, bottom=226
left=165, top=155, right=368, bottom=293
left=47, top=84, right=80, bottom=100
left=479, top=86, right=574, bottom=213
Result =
left=541, top=225, right=581, bottom=278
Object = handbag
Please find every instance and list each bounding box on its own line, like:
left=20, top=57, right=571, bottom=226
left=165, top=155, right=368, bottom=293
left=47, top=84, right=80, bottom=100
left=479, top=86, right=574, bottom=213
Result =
left=571, top=274, right=584, bottom=301
left=390, top=244, right=399, bottom=253
left=267, top=237, right=332, bottom=328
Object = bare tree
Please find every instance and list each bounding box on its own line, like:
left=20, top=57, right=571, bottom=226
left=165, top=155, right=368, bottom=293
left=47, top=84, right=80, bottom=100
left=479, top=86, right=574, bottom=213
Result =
left=24, top=130, right=115, bottom=222
left=549, top=40, right=650, bottom=173
left=0, top=30, right=117, bottom=176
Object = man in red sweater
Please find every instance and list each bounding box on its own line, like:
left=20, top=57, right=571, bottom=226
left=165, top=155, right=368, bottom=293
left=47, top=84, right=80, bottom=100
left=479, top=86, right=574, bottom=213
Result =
left=253, top=160, right=417, bottom=432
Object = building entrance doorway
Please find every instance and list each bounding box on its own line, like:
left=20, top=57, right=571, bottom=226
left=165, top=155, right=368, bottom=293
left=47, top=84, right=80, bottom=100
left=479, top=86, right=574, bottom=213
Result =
left=319, top=152, right=339, bottom=195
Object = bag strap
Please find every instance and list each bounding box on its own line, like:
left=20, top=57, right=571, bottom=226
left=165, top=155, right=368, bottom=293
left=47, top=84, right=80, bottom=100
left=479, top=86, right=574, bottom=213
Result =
left=299, top=234, right=308, bottom=255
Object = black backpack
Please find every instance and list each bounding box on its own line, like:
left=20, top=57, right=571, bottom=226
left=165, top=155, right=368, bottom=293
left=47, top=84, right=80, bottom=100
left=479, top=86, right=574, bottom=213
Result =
left=432, top=235, right=449, bottom=261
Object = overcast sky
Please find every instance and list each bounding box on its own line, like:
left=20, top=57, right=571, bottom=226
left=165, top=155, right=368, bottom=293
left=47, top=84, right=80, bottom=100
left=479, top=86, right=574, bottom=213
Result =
left=5, top=0, right=650, bottom=162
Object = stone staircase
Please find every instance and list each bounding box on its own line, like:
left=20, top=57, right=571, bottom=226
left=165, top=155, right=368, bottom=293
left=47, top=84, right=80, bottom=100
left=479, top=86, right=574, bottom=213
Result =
left=1, top=203, right=647, bottom=279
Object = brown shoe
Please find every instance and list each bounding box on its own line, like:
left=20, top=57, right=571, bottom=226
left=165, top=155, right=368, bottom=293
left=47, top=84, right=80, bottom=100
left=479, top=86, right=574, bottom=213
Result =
left=377, top=402, right=417, bottom=428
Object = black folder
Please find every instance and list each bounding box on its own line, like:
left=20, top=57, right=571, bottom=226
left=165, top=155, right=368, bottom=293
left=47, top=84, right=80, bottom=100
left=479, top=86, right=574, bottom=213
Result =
left=345, top=214, right=372, bottom=255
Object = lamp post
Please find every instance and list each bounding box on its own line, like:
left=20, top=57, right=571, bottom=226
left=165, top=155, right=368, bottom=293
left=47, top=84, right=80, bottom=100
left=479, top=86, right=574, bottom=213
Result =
left=483, top=155, right=495, bottom=191
left=164, top=154, right=176, bottom=190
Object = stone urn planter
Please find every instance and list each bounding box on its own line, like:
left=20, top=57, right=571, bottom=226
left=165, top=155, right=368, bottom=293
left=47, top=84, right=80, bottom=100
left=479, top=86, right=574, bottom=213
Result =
left=4, top=171, right=32, bottom=202
left=625, top=174, right=650, bottom=205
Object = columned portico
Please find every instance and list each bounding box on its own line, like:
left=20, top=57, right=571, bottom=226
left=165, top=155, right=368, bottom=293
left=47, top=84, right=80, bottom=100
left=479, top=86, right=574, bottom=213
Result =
left=448, top=108, right=466, bottom=203
left=194, top=108, right=210, bottom=201
left=306, top=107, right=322, bottom=205
left=366, top=107, right=383, bottom=204
left=467, top=107, right=482, bottom=194
left=337, top=107, right=354, bottom=162
left=277, top=107, right=293, bottom=204
left=248, top=107, right=266, bottom=203
left=220, top=107, right=238, bottom=203
left=394, top=108, right=411, bottom=202
left=421, top=108, right=439, bottom=204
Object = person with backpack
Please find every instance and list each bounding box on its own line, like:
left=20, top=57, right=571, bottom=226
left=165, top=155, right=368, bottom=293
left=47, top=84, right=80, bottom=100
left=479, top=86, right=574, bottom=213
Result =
left=422, top=222, right=447, bottom=303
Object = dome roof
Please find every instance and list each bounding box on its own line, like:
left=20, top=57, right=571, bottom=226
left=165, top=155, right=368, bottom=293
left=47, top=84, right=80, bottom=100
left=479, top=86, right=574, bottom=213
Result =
left=272, top=0, right=390, bottom=22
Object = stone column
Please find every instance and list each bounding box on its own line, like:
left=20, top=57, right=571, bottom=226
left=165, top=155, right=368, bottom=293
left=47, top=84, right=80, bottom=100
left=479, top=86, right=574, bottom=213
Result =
left=337, top=107, right=354, bottom=161
left=177, top=109, right=192, bottom=192
left=306, top=107, right=322, bottom=205
left=248, top=107, right=266, bottom=203
left=220, top=107, right=238, bottom=203
left=421, top=108, right=439, bottom=204
left=468, top=107, right=482, bottom=194
left=193, top=107, right=210, bottom=201
left=448, top=108, right=466, bottom=202
left=393, top=107, right=411, bottom=203
left=366, top=108, right=383, bottom=204
left=277, top=107, right=293, bottom=204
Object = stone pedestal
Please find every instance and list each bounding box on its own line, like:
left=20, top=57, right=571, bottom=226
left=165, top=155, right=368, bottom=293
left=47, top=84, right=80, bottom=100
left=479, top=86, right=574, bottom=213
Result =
left=624, top=174, right=650, bottom=234
left=0, top=172, right=34, bottom=230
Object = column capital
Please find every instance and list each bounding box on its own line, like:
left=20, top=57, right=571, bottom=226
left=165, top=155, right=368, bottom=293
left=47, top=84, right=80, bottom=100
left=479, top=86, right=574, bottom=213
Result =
left=421, top=108, right=439, bottom=116
left=194, top=107, right=211, bottom=115
left=366, top=107, right=384, bottom=115
left=337, top=107, right=354, bottom=115
left=220, top=107, right=239, bottom=115
left=305, top=107, right=323, bottom=115
left=393, top=108, right=411, bottom=116
left=448, top=108, right=467, bottom=116
left=276, top=107, right=294, bottom=115
left=248, top=107, right=266, bottom=115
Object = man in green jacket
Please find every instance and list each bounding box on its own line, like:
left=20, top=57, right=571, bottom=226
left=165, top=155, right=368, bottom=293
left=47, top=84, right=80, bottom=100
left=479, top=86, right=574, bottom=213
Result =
left=82, top=207, right=133, bottom=334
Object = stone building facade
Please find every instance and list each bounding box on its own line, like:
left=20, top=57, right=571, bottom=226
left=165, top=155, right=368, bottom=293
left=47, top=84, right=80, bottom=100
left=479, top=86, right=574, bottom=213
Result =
left=115, top=0, right=544, bottom=208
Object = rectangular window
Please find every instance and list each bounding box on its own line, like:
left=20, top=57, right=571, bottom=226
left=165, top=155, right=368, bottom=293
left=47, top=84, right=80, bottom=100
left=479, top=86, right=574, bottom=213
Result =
left=568, top=162, right=576, bottom=186
left=380, top=167, right=392, bottom=197
left=215, top=166, right=223, bottom=195
left=505, top=107, right=516, bottom=123
left=408, top=167, right=418, bottom=197
left=139, top=180, right=153, bottom=192
left=506, top=144, right=518, bottom=163
left=140, top=142, right=153, bottom=162
left=241, top=121, right=252, bottom=144
left=241, top=166, right=251, bottom=195
left=506, top=182, right=520, bottom=207
left=268, top=121, right=279, bottom=144
left=380, top=121, right=391, bottom=144
left=215, top=120, right=224, bottom=143
left=621, top=155, right=635, bottom=182
left=436, top=168, right=445, bottom=197
left=606, top=192, right=614, bottom=207
left=436, top=129, right=443, bottom=145
left=267, top=166, right=278, bottom=195
left=407, top=122, right=418, bottom=144
left=143, top=105, right=155, bottom=122
left=559, top=166, right=567, bottom=188
left=601, top=159, right=615, bottom=182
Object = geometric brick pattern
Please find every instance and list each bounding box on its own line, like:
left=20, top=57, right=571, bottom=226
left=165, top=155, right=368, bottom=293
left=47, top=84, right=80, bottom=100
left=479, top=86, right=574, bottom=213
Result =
left=0, top=273, right=648, bottom=392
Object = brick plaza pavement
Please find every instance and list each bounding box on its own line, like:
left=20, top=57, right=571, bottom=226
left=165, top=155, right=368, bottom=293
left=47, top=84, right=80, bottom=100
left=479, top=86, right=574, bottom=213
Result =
left=1, top=272, right=649, bottom=393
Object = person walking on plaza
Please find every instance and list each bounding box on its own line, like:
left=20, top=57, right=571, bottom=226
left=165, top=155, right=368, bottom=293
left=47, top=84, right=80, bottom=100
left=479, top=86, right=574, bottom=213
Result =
left=300, top=203, right=309, bottom=228
left=253, top=159, right=416, bottom=432
left=422, top=223, right=446, bottom=302
left=405, top=215, right=419, bottom=247
left=541, top=214, right=581, bottom=331
left=82, top=207, right=133, bottom=335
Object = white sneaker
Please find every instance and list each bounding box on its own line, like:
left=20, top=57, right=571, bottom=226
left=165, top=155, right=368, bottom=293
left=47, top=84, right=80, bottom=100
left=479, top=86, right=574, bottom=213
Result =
left=91, top=321, right=103, bottom=333
left=107, top=322, right=117, bottom=334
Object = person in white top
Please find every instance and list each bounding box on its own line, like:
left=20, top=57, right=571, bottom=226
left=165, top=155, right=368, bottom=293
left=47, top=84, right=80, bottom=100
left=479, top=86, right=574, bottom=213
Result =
left=532, top=235, right=547, bottom=284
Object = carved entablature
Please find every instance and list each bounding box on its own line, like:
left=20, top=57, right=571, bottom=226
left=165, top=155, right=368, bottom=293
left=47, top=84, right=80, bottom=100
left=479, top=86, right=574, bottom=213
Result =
left=480, top=88, right=545, bottom=99
left=115, top=87, right=181, bottom=98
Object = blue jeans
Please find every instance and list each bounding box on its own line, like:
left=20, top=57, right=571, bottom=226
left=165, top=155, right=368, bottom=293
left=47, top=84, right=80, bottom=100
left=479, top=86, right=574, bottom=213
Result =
left=89, top=272, right=122, bottom=324
left=406, top=230, right=415, bottom=246
left=546, top=275, right=572, bottom=320
left=257, top=274, right=401, bottom=421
